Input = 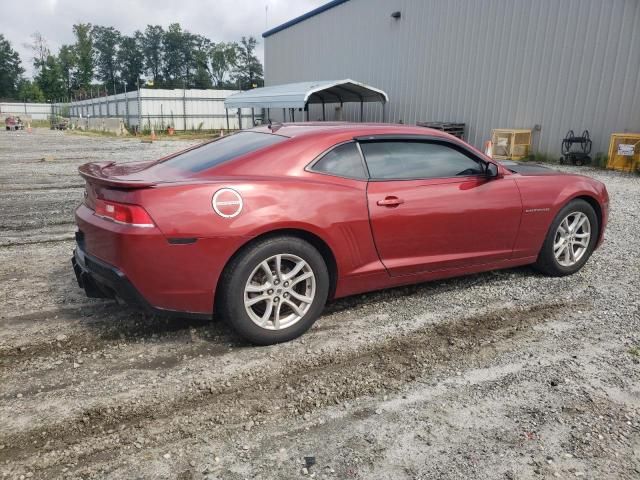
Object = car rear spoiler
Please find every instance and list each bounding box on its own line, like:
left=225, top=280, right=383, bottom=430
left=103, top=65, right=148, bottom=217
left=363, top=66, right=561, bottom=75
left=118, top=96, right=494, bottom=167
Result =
left=78, top=162, right=157, bottom=188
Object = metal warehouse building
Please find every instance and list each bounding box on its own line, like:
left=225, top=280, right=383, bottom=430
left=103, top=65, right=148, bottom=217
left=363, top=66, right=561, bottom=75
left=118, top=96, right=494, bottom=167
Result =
left=263, top=0, right=640, bottom=156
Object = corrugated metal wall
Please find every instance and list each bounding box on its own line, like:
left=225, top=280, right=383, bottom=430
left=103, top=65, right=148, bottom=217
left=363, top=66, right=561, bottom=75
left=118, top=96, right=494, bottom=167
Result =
left=0, top=102, right=52, bottom=120
left=68, top=89, right=254, bottom=130
left=265, top=0, right=640, bottom=156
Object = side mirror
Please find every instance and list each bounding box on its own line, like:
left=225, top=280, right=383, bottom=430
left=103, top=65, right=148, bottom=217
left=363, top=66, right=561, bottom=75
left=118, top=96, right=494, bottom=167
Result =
left=486, top=162, right=499, bottom=178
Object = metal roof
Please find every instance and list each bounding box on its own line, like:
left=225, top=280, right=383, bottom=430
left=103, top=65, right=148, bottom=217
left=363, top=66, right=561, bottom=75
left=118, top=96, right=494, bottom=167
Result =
left=262, top=0, right=350, bottom=38
left=223, top=79, right=388, bottom=110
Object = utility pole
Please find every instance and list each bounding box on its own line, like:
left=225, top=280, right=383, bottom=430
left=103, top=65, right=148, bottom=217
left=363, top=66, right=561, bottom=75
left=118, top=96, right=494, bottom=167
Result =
left=136, top=78, right=142, bottom=133
left=124, top=82, right=129, bottom=127
left=183, top=79, right=187, bottom=131
left=113, top=77, right=118, bottom=117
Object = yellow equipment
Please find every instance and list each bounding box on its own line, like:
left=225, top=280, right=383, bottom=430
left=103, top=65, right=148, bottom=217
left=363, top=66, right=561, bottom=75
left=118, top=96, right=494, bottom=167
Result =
left=607, top=133, right=640, bottom=172
left=490, top=129, right=532, bottom=160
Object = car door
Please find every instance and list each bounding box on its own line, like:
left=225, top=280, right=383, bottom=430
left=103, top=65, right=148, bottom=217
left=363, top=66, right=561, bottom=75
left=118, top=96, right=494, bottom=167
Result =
left=360, top=137, right=522, bottom=276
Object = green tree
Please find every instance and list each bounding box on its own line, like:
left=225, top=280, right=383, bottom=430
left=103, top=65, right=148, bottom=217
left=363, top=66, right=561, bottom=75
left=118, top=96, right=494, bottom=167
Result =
left=142, top=25, right=164, bottom=84
left=191, top=34, right=212, bottom=89
left=17, top=79, right=45, bottom=102
left=35, top=54, right=65, bottom=100
left=72, top=23, right=94, bottom=90
left=0, top=34, right=24, bottom=98
left=193, top=65, right=212, bottom=89
left=93, top=25, right=121, bottom=92
left=118, top=32, right=144, bottom=90
left=210, top=42, right=237, bottom=88
left=162, top=23, right=188, bottom=87
left=233, top=36, right=263, bottom=90
left=58, top=44, right=76, bottom=96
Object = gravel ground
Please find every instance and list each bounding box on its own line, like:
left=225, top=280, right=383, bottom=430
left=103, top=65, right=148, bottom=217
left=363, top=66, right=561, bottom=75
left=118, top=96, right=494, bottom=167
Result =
left=0, top=128, right=638, bottom=480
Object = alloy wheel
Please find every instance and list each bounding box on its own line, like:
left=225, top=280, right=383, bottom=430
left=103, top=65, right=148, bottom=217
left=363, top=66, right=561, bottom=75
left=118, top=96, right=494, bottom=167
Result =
left=244, top=254, right=316, bottom=330
left=553, top=211, right=591, bottom=267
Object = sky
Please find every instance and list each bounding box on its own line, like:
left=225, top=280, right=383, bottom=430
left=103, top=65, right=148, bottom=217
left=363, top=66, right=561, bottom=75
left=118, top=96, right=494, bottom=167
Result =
left=1, top=0, right=326, bottom=78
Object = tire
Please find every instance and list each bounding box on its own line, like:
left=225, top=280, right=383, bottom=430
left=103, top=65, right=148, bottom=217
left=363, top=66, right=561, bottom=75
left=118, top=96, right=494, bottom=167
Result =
left=533, top=199, right=598, bottom=276
left=217, top=236, right=330, bottom=345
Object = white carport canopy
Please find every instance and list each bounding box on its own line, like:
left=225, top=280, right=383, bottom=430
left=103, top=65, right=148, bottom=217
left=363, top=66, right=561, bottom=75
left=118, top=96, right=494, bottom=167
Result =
left=224, top=79, right=389, bottom=123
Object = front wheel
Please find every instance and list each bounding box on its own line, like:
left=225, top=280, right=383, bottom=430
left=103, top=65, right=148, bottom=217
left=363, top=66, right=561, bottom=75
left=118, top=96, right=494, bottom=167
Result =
left=217, top=236, right=329, bottom=345
left=534, top=199, right=598, bottom=276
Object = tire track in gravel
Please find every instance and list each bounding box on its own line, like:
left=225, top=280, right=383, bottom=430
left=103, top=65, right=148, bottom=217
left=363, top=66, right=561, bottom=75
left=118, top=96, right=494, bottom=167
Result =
left=0, top=268, right=518, bottom=366
left=0, top=236, right=75, bottom=248
left=1, top=340, right=233, bottom=401
left=1, top=184, right=85, bottom=191
left=0, top=220, right=77, bottom=231
left=0, top=306, right=219, bottom=359
left=0, top=302, right=569, bottom=473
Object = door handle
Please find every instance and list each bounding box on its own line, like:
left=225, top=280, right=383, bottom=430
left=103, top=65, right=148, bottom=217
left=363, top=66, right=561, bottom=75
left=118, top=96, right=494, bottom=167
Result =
left=377, top=196, right=404, bottom=207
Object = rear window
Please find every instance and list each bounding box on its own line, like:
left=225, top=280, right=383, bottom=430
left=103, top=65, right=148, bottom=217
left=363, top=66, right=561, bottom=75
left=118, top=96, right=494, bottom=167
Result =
left=311, top=142, right=367, bottom=179
left=160, top=132, right=287, bottom=172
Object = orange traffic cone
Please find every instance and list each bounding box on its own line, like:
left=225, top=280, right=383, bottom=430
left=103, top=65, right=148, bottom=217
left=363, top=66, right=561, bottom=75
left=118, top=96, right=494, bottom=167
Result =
left=484, top=140, right=493, bottom=158
left=27, top=122, right=32, bottom=133
left=150, top=126, right=157, bottom=141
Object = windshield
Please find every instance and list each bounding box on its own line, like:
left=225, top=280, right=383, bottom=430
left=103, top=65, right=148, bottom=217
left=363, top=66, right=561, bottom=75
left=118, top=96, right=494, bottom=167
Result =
left=159, top=132, right=287, bottom=172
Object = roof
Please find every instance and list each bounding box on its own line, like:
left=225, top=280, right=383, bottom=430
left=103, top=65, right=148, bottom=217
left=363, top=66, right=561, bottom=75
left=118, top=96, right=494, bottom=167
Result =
left=249, top=122, right=453, bottom=141
left=263, top=0, right=351, bottom=38
left=224, top=79, right=388, bottom=110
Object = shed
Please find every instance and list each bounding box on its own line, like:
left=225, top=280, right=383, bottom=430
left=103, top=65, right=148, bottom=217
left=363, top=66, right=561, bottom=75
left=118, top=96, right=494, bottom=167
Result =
left=224, top=79, right=389, bottom=124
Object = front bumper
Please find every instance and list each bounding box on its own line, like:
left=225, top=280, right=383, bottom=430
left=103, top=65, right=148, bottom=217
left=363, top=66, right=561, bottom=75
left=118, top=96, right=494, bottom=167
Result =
left=71, top=239, right=210, bottom=320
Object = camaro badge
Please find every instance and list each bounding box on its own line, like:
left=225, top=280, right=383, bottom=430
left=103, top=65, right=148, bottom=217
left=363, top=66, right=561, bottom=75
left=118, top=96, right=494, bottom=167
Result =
left=212, top=188, right=243, bottom=218
left=525, top=207, right=551, bottom=213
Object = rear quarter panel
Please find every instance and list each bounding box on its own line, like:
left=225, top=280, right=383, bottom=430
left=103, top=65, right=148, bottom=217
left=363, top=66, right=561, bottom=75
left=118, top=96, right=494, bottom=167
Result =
left=139, top=175, right=384, bottom=296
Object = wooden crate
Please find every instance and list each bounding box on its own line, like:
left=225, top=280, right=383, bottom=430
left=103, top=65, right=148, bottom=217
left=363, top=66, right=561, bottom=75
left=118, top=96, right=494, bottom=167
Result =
left=490, top=129, right=532, bottom=160
left=417, top=121, right=465, bottom=140
left=607, top=133, right=640, bottom=172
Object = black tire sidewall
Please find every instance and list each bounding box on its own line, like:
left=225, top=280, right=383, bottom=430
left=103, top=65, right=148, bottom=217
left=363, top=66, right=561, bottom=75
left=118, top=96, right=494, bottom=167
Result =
left=537, top=199, right=598, bottom=276
left=220, top=237, right=329, bottom=345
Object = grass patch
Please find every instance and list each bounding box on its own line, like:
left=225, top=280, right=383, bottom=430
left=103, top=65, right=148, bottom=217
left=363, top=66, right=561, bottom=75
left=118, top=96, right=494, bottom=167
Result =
left=136, top=128, right=233, bottom=141
left=65, top=129, right=122, bottom=138
left=524, top=151, right=614, bottom=169
left=66, top=127, right=235, bottom=142
left=592, top=152, right=609, bottom=169
left=30, top=120, right=51, bottom=128
left=629, top=346, right=640, bottom=357
left=523, top=152, right=559, bottom=164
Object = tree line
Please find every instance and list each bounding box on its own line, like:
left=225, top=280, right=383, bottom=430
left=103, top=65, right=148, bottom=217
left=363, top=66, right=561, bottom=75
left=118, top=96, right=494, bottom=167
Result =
left=0, top=24, right=264, bottom=103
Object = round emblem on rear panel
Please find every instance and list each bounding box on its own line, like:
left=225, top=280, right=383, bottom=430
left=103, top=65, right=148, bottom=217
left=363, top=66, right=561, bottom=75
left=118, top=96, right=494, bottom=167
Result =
left=212, top=188, right=243, bottom=218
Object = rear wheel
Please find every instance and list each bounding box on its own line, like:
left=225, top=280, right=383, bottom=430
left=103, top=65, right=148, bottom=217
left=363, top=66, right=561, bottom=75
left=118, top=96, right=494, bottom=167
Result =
left=218, top=236, right=329, bottom=345
left=534, top=199, right=598, bottom=276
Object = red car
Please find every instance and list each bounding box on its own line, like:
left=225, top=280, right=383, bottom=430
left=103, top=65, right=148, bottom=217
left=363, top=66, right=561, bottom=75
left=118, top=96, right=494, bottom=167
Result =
left=73, top=123, right=609, bottom=344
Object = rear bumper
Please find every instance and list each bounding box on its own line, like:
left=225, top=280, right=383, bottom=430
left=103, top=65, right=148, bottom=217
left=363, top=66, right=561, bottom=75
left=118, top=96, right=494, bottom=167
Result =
left=72, top=242, right=210, bottom=320
left=75, top=203, right=226, bottom=315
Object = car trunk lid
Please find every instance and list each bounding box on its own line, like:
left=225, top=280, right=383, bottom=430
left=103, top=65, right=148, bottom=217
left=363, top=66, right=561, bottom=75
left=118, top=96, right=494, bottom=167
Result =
left=79, top=160, right=161, bottom=188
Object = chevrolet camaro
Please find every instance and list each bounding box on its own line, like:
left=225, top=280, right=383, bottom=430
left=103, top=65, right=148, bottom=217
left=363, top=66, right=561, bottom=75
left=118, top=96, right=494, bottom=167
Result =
left=72, top=123, right=609, bottom=344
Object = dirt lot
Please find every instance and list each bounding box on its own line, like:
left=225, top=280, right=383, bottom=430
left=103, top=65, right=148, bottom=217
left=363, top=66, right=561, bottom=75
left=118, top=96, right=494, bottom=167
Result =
left=0, top=128, right=639, bottom=480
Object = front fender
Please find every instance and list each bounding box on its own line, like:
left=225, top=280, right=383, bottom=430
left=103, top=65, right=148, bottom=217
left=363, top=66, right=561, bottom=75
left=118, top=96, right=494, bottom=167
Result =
left=512, top=174, right=607, bottom=257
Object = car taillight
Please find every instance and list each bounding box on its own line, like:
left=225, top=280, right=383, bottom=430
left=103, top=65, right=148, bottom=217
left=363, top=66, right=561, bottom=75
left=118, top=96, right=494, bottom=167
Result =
left=94, top=199, right=155, bottom=228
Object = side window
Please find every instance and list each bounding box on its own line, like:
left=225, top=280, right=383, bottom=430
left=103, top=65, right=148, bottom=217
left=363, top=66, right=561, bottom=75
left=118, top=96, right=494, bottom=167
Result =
left=311, top=142, right=367, bottom=180
left=360, top=141, right=485, bottom=180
